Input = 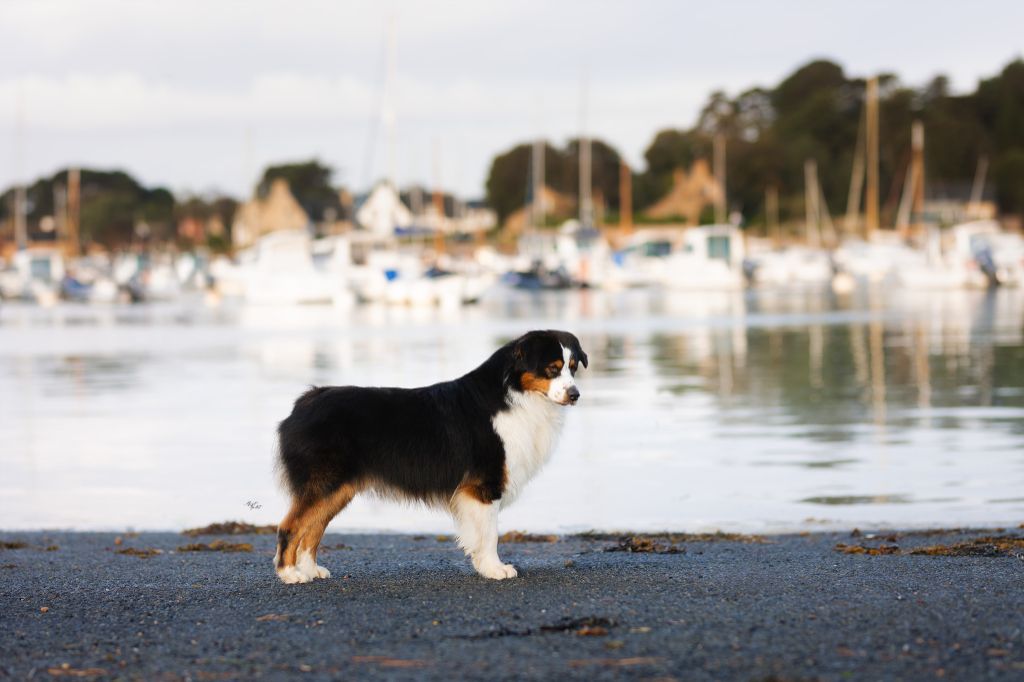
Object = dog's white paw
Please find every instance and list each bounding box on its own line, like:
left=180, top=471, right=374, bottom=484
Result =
left=475, top=559, right=518, bottom=580
left=276, top=566, right=312, bottom=584
left=295, top=549, right=331, bottom=580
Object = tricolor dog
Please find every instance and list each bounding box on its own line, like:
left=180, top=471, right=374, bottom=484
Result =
left=273, top=330, right=587, bottom=583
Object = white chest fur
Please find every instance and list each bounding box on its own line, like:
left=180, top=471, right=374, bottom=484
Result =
left=491, top=390, right=565, bottom=508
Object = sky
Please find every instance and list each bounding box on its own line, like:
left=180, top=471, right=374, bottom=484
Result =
left=2, top=0, right=1023, bottom=201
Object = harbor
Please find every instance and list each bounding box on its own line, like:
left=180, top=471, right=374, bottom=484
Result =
left=4, top=67, right=1024, bottom=536
left=4, top=55, right=1024, bottom=310
left=2, top=285, right=1022, bottom=534
left=4, top=3, right=1024, bottom=679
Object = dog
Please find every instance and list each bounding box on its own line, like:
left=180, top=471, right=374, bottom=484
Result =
left=273, top=329, right=587, bottom=583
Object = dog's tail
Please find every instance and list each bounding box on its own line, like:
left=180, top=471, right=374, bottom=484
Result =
left=292, top=385, right=329, bottom=410
left=275, top=386, right=330, bottom=494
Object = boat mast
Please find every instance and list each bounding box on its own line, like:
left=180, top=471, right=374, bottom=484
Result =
left=13, top=186, right=27, bottom=251
left=384, top=16, right=397, bottom=193
left=714, top=133, right=727, bottom=224
left=845, top=104, right=866, bottom=236
left=532, top=136, right=544, bottom=231
left=578, top=71, right=593, bottom=229
left=895, top=120, right=924, bottom=237
left=910, top=120, right=925, bottom=238
left=818, top=178, right=837, bottom=247
left=243, top=126, right=254, bottom=198
left=54, top=182, right=66, bottom=245
left=13, top=82, right=27, bottom=251
left=765, top=185, right=780, bottom=246
left=432, top=138, right=445, bottom=254
left=804, top=159, right=821, bottom=248
left=619, top=160, right=633, bottom=235
left=66, top=168, right=80, bottom=256
left=864, top=76, right=880, bottom=237
left=968, top=156, right=989, bottom=219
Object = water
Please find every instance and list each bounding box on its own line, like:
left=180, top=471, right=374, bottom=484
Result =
left=2, top=287, right=1022, bottom=534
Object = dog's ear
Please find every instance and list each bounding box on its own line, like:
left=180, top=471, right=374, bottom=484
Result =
left=560, top=331, right=588, bottom=369
left=552, top=331, right=588, bottom=369
left=511, top=335, right=532, bottom=366
left=575, top=341, right=589, bottom=369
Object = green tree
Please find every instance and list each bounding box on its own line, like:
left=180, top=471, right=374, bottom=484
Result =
left=485, top=139, right=626, bottom=225
left=993, top=150, right=1024, bottom=216
left=175, top=194, right=238, bottom=249
left=625, top=56, right=1024, bottom=226
left=485, top=143, right=534, bottom=224
left=0, top=168, right=174, bottom=248
left=634, top=129, right=712, bottom=211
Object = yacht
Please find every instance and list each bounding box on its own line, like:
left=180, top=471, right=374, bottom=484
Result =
left=213, top=230, right=351, bottom=306
left=609, top=225, right=746, bottom=291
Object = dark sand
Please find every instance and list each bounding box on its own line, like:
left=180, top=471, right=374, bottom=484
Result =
left=2, top=529, right=1023, bottom=680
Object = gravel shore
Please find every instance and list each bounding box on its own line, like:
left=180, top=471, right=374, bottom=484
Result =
left=2, top=529, right=1023, bottom=680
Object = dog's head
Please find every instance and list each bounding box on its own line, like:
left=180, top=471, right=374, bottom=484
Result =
left=509, top=330, right=588, bottom=406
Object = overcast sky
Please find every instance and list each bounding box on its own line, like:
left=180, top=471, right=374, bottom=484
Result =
left=2, top=0, right=1022, bottom=200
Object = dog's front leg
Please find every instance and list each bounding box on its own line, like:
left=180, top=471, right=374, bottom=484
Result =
left=452, top=490, right=517, bottom=580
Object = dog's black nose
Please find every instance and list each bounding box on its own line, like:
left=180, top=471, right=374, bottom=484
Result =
left=567, top=386, right=580, bottom=403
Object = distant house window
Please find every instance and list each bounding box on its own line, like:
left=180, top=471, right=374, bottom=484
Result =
left=31, top=258, right=54, bottom=282
left=968, top=234, right=993, bottom=255
left=644, top=241, right=673, bottom=258
left=707, top=236, right=731, bottom=262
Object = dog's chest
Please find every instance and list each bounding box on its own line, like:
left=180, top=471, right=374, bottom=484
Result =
left=491, top=391, right=565, bottom=507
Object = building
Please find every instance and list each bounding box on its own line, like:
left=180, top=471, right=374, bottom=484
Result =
left=231, top=178, right=310, bottom=249
left=643, top=159, right=721, bottom=225
left=502, top=186, right=575, bottom=235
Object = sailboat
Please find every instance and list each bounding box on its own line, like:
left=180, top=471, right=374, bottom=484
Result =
left=347, top=22, right=493, bottom=307
left=746, top=159, right=834, bottom=288
left=833, top=77, right=923, bottom=287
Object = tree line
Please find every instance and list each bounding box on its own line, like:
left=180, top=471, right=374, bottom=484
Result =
left=485, top=57, right=1024, bottom=227
left=0, top=162, right=341, bottom=251
left=4, top=56, right=1023, bottom=248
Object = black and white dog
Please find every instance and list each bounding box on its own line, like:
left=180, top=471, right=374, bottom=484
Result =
left=274, top=329, right=587, bottom=583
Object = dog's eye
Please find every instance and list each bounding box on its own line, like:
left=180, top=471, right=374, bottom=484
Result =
left=545, top=365, right=560, bottom=378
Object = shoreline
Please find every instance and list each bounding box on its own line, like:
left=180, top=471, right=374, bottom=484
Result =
left=4, top=518, right=1024, bottom=535
left=3, top=528, right=1023, bottom=680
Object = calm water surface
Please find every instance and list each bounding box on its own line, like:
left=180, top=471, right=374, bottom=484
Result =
left=2, top=287, right=1022, bottom=533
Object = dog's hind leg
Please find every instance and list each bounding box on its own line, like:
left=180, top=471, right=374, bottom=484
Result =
left=451, top=487, right=517, bottom=580
left=275, top=483, right=357, bottom=584
left=275, top=498, right=310, bottom=584
left=295, top=484, right=356, bottom=581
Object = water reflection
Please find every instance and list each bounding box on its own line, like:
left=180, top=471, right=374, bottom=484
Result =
left=1, top=287, right=1022, bottom=532
left=801, top=495, right=915, bottom=505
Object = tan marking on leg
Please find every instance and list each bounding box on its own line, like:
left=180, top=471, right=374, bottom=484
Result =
left=276, top=498, right=307, bottom=569
left=296, top=483, right=358, bottom=567
left=276, top=482, right=360, bottom=583
left=454, top=478, right=495, bottom=505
